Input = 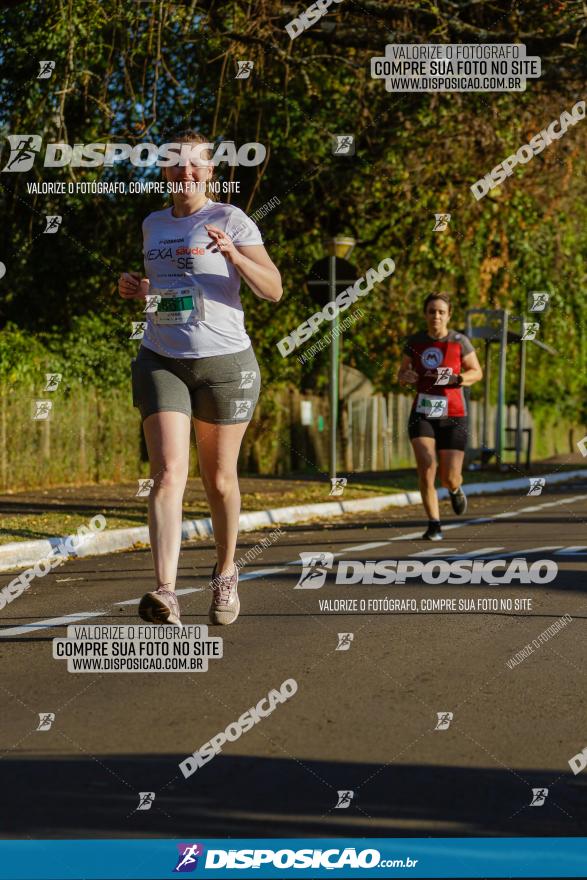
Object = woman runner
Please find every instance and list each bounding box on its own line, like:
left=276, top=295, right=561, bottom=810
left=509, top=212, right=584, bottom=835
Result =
left=398, top=293, right=482, bottom=541
left=118, top=130, right=282, bottom=626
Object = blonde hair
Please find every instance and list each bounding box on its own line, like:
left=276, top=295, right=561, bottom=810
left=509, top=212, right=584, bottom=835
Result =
left=163, top=128, right=217, bottom=200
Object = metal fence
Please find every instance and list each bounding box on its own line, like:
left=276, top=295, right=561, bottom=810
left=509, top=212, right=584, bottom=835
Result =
left=344, top=394, right=535, bottom=471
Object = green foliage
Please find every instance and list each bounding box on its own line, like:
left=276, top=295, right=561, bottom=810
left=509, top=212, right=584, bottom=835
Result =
left=0, top=0, right=585, bottom=423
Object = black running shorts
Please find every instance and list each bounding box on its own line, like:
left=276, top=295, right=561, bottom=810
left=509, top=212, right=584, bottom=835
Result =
left=131, top=344, right=261, bottom=424
left=408, top=413, right=468, bottom=451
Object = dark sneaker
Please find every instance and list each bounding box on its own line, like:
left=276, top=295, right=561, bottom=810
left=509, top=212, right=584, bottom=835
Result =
left=209, top=563, right=240, bottom=626
left=422, top=524, right=443, bottom=541
left=139, top=587, right=182, bottom=628
left=450, top=487, right=467, bottom=516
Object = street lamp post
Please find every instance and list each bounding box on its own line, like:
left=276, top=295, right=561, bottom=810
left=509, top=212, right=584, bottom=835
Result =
left=323, top=236, right=356, bottom=481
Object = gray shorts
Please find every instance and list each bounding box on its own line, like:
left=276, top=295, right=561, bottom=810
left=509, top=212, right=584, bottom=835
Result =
left=131, top=345, right=261, bottom=424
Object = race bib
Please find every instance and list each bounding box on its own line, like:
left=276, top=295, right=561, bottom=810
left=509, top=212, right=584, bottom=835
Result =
left=416, top=393, right=448, bottom=418
left=150, top=285, right=205, bottom=325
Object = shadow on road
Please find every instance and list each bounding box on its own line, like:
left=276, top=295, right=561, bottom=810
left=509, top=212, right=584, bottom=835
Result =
left=1, top=754, right=586, bottom=838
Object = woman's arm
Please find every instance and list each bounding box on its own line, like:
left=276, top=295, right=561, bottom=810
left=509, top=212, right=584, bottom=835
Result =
left=459, top=350, right=483, bottom=386
left=205, top=224, right=282, bottom=302
left=398, top=353, right=419, bottom=386
left=233, top=245, right=283, bottom=303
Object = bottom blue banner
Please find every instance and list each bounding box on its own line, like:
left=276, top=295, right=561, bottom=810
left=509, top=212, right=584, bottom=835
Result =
left=0, top=838, right=586, bottom=879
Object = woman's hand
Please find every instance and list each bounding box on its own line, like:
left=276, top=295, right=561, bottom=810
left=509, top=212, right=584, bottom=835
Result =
left=205, top=224, right=241, bottom=265
left=398, top=367, right=419, bottom=386
left=118, top=272, right=150, bottom=300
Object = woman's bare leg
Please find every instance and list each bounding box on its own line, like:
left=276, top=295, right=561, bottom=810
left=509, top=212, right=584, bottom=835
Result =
left=411, top=436, right=439, bottom=521
left=142, top=410, right=191, bottom=591
left=193, top=419, right=249, bottom=576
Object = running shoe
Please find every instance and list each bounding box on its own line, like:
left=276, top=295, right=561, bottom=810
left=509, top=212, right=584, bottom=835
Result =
left=209, top=563, right=240, bottom=626
left=139, top=587, right=182, bottom=628
left=422, top=524, right=443, bottom=541
left=449, top=487, right=467, bottom=516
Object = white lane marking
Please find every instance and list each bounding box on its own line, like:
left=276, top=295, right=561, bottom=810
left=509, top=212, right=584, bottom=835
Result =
left=442, top=547, right=504, bottom=559
left=478, top=546, right=563, bottom=561
left=0, top=612, right=105, bottom=638
left=240, top=567, right=287, bottom=581
left=342, top=541, right=392, bottom=552
left=3, top=492, right=585, bottom=637
left=411, top=548, right=458, bottom=557
left=389, top=494, right=585, bottom=542
left=115, top=587, right=205, bottom=607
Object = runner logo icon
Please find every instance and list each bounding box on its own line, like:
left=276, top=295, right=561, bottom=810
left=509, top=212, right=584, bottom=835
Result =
left=336, top=633, right=354, bottom=651
left=530, top=788, right=548, bottom=806
left=36, top=713, right=55, bottom=731
left=335, top=790, right=355, bottom=808
left=174, top=843, right=204, bottom=872
left=2, top=134, right=42, bottom=172
left=294, top=552, right=334, bottom=589
left=435, top=711, right=453, bottom=730
left=136, top=792, right=155, bottom=811
left=238, top=371, right=256, bottom=389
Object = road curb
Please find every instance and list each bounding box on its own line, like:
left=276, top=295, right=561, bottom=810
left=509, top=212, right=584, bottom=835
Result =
left=1, top=468, right=586, bottom=572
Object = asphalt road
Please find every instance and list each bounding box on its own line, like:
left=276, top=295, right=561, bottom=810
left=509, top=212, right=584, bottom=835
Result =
left=1, top=477, right=586, bottom=840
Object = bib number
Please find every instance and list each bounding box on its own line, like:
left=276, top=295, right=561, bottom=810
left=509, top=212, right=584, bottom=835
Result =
left=151, top=286, right=205, bottom=325
left=416, top=393, right=447, bottom=418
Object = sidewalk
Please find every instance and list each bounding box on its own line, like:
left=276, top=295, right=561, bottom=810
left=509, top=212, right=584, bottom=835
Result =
left=0, top=454, right=584, bottom=546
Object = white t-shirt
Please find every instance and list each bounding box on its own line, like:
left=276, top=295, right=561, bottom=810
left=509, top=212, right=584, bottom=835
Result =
left=141, top=199, right=263, bottom=358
